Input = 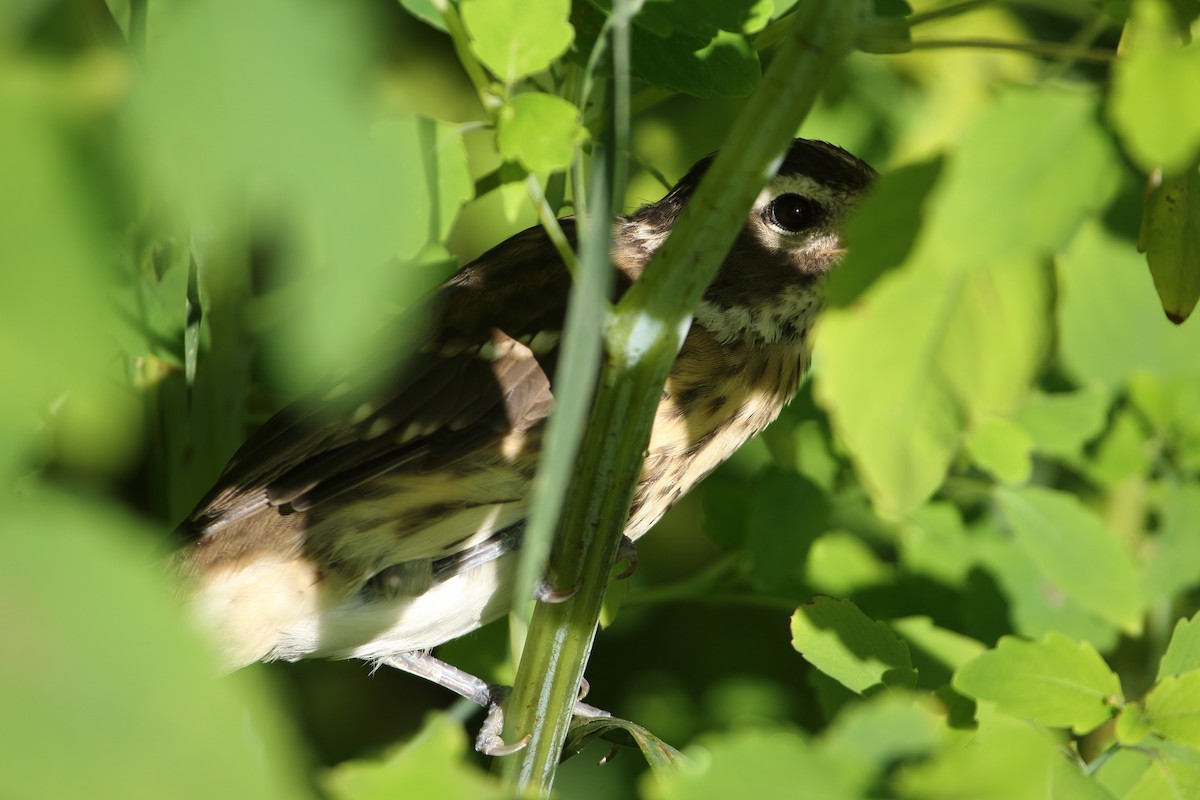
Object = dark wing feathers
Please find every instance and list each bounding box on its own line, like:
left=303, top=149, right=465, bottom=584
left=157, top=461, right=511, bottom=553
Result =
left=178, top=222, right=578, bottom=542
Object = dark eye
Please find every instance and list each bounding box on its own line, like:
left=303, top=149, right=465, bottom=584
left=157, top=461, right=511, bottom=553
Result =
left=766, top=193, right=820, bottom=232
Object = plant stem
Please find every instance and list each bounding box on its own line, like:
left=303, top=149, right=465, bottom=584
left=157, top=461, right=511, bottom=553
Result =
left=910, top=37, right=1115, bottom=62
left=496, top=1, right=860, bottom=794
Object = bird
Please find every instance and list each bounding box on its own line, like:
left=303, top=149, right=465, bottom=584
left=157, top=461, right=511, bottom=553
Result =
left=171, top=138, right=875, bottom=747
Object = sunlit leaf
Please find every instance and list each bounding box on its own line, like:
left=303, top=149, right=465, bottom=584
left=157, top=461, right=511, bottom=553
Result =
left=790, top=596, right=917, bottom=694
left=1142, top=670, right=1200, bottom=747
left=1160, top=612, right=1200, bottom=679
left=954, top=633, right=1121, bottom=734
left=996, top=487, right=1143, bottom=633
left=461, top=0, right=573, bottom=82
left=497, top=93, right=585, bottom=173
left=1110, top=0, right=1200, bottom=172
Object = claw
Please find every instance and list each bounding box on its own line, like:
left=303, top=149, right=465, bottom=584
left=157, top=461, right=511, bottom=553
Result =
left=614, top=535, right=638, bottom=580
left=536, top=577, right=583, bottom=603
left=476, top=698, right=531, bottom=756
left=578, top=677, right=591, bottom=701
left=598, top=743, right=621, bottom=765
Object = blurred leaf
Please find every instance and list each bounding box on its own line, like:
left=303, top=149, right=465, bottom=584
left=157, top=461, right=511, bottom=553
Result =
left=1160, top=612, right=1200, bottom=679
left=1138, top=164, right=1200, bottom=323
left=1093, top=747, right=1153, bottom=797
left=954, top=633, right=1121, bottom=734
left=132, top=0, right=469, bottom=389
left=806, top=531, right=892, bottom=595
left=747, top=468, right=827, bottom=594
left=1059, top=220, right=1200, bottom=385
left=1049, top=754, right=1118, bottom=800
left=975, top=530, right=1121, bottom=651
left=1014, top=387, right=1111, bottom=461
left=897, top=711, right=1058, bottom=800
left=827, top=157, right=944, bottom=308
left=996, top=487, right=1143, bottom=633
left=790, top=596, right=917, bottom=694
left=1116, top=702, right=1153, bottom=744
left=1110, top=0, right=1200, bottom=173
left=965, top=416, right=1033, bottom=484
left=891, top=616, right=987, bottom=673
left=643, top=727, right=867, bottom=800
left=323, top=713, right=504, bottom=800
left=898, top=502, right=976, bottom=588
left=1142, top=486, right=1200, bottom=603
left=1122, top=742, right=1200, bottom=799
left=497, top=92, right=585, bottom=173
left=461, top=0, right=573, bottom=83
left=0, top=56, right=121, bottom=476
left=561, top=715, right=687, bottom=774
left=1085, top=407, right=1150, bottom=486
left=0, top=490, right=309, bottom=800
left=820, top=88, right=1109, bottom=515
left=1142, top=670, right=1200, bottom=747
left=821, top=693, right=939, bottom=772
left=934, top=89, right=1118, bottom=266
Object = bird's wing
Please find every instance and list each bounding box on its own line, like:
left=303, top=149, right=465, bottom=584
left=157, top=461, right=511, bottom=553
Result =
left=178, top=221, right=587, bottom=542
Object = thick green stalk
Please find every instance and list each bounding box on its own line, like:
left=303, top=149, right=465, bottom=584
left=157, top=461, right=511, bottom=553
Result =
left=498, top=3, right=860, bottom=795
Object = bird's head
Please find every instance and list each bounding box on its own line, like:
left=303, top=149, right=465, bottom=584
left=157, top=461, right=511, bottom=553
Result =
left=625, top=138, right=875, bottom=345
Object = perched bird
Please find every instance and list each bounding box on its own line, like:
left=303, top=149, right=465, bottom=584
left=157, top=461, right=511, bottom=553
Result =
left=173, top=138, right=874, bottom=734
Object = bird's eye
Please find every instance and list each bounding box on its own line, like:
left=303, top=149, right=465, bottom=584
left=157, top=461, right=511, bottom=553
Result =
left=766, top=193, right=820, bottom=233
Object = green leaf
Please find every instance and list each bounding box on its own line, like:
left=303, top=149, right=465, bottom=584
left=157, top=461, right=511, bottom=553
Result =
left=1085, top=407, right=1151, bottom=486
left=1093, top=747, right=1153, bottom=797
left=1110, top=0, right=1200, bottom=172
left=891, top=616, right=988, bottom=672
left=977, top=530, right=1121, bottom=651
left=898, top=710, right=1058, bottom=800
left=1143, top=487, right=1200, bottom=603
left=747, top=469, right=828, bottom=595
left=631, top=27, right=762, bottom=98
left=497, top=92, right=585, bottom=173
left=826, top=157, right=944, bottom=308
left=964, top=415, right=1033, bottom=484
left=1059, top=220, right=1200, bottom=385
left=1116, top=701, right=1152, bottom=744
left=461, top=0, right=574, bottom=82
left=1014, top=387, right=1111, bottom=461
left=821, top=693, right=939, bottom=772
left=0, top=491, right=309, bottom=800
left=1161, top=612, right=1200, bottom=679
left=805, top=531, right=892, bottom=595
left=613, top=0, right=773, bottom=37
left=1143, top=669, right=1200, bottom=747
left=323, top=713, right=505, bottom=800
left=1122, top=743, right=1200, bottom=800
left=953, top=633, right=1122, bottom=734
left=642, top=728, right=867, bottom=800
left=817, top=88, right=1112, bottom=515
left=790, top=596, right=917, bottom=694
left=397, top=0, right=447, bottom=31
left=1139, top=164, right=1200, bottom=323
left=996, top=486, right=1143, bottom=633
left=562, top=715, right=687, bottom=775
left=0, top=63, right=119, bottom=477
left=1050, top=754, right=1119, bottom=800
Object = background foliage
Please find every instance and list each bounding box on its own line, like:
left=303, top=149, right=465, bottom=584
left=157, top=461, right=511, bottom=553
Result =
left=4, top=0, right=1200, bottom=797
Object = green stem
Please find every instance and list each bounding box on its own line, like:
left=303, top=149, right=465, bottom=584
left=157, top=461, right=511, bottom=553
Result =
left=910, top=37, right=1115, bottom=62
left=497, top=1, right=859, bottom=794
